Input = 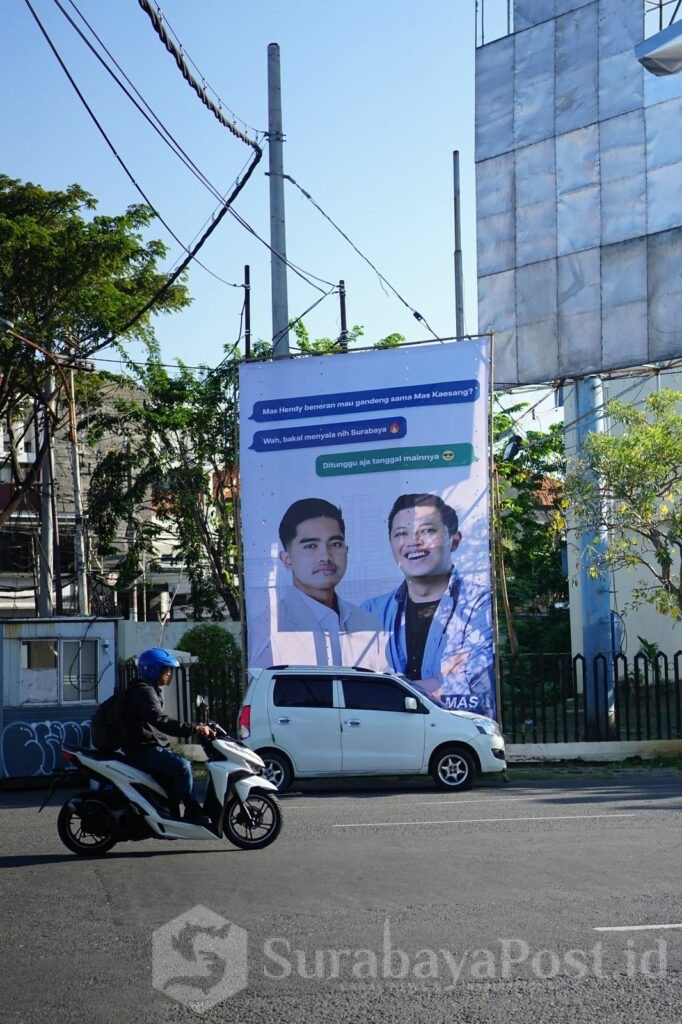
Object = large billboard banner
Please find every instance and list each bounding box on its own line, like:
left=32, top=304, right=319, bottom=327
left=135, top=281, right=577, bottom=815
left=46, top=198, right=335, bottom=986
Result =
left=239, top=339, right=495, bottom=717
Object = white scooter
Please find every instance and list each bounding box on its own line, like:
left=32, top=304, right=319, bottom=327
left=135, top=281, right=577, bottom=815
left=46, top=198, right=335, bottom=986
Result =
left=44, top=724, right=282, bottom=856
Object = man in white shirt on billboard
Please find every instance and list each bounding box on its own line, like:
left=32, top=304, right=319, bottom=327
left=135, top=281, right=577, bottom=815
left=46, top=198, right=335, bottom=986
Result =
left=249, top=497, right=388, bottom=670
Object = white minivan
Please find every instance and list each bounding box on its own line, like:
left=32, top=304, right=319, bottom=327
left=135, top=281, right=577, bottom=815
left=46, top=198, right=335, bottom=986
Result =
left=237, top=665, right=506, bottom=792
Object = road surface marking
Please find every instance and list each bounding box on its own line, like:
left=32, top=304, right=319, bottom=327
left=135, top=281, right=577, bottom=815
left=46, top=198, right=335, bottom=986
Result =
left=334, top=812, right=638, bottom=828
left=594, top=924, right=682, bottom=932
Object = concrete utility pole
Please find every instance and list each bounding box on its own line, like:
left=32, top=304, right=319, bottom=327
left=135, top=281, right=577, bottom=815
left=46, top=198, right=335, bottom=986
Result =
left=267, top=43, right=290, bottom=358
left=453, top=151, right=465, bottom=341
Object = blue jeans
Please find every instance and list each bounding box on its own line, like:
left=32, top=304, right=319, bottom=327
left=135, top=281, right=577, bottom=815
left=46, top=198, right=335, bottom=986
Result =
left=124, top=745, right=195, bottom=813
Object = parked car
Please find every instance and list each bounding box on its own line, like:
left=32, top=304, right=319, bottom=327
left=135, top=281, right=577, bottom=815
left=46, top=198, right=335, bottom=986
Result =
left=237, top=665, right=506, bottom=792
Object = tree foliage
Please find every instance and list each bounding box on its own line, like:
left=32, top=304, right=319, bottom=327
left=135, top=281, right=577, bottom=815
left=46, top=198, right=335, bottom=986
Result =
left=565, top=390, right=682, bottom=620
left=493, top=403, right=568, bottom=653
left=175, top=622, right=241, bottom=669
left=87, top=323, right=405, bottom=621
left=0, top=175, right=190, bottom=528
left=87, top=349, right=241, bottom=620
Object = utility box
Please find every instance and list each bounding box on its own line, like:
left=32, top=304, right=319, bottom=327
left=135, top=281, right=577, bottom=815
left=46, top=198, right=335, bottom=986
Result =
left=0, top=617, right=118, bottom=779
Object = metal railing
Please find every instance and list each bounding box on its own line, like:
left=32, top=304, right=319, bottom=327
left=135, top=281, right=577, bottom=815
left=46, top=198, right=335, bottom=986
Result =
left=119, top=651, right=682, bottom=747
left=476, top=0, right=513, bottom=47
left=645, top=0, right=682, bottom=35
left=500, top=650, right=682, bottom=743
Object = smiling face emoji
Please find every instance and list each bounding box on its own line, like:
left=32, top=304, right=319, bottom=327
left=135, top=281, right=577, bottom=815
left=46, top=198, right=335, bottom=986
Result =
left=279, top=515, right=348, bottom=600
left=389, top=504, right=461, bottom=581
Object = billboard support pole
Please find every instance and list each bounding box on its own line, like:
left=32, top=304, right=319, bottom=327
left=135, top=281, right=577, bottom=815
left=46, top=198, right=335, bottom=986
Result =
left=267, top=43, right=290, bottom=358
left=453, top=150, right=465, bottom=340
left=338, top=280, right=348, bottom=352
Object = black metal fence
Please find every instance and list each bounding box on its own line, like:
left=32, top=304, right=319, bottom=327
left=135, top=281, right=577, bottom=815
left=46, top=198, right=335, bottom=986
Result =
left=500, top=650, right=682, bottom=744
left=119, top=652, right=682, bottom=746
left=118, top=661, right=244, bottom=733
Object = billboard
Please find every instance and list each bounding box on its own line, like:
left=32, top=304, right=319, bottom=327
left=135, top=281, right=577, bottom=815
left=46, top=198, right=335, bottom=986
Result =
left=239, top=339, right=495, bottom=717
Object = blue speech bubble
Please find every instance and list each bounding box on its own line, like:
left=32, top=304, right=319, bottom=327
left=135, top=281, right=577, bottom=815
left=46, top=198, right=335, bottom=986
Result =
left=250, top=380, right=479, bottom=422
left=250, top=416, right=407, bottom=452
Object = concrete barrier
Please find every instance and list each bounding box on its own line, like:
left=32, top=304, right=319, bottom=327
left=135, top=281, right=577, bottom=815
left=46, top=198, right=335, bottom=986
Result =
left=507, top=739, right=682, bottom=762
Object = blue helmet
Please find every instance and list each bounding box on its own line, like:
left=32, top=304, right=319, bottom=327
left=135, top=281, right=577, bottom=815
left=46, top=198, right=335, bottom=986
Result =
left=138, top=647, right=180, bottom=682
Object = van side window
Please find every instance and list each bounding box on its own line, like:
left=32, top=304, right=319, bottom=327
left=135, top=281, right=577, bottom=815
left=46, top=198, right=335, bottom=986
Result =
left=341, top=676, right=410, bottom=713
left=273, top=676, right=333, bottom=708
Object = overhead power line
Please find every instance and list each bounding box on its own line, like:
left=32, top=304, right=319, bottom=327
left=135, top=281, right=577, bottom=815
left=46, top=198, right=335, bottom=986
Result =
left=273, top=170, right=442, bottom=340
left=52, top=0, right=332, bottom=298
left=137, top=0, right=262, bottom=149
left=23, top=0, right=263, bottom=353
left=57, top=0, right=244, bottom=288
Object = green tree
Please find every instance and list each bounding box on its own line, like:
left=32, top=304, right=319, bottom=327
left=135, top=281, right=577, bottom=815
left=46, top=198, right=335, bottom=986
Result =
left=565, top=389, right=682, bottom=620
left=0, top=175, right=190, bottom=527
left=176, top=622, right=241, bottom=668
left=493, top=403, right=568, bottom=654
left=87, top=350, right=241, bottom=619
left=87, top=323, right=405, bottom=620
left=288, top=321, right=404, bottom=354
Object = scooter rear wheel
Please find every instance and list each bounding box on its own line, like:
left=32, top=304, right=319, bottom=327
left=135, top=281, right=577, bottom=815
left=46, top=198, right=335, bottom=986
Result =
left=57, top=792, right=118, bottom=856
left=223, top=792, right=282, bottom=850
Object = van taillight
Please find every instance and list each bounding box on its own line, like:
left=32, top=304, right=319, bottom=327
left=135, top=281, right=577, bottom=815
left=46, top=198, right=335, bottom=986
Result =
left=61, top=749, right=76, bottom=762
left=237, top=704, right=251, bottom=738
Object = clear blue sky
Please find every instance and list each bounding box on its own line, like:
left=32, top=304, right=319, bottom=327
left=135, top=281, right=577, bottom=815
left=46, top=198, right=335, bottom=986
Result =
left=4, top=1, right=505, bottom=371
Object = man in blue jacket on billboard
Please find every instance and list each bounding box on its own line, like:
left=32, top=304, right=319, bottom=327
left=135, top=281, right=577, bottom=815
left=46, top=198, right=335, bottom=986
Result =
left=363, top=492, right=496, bottom=718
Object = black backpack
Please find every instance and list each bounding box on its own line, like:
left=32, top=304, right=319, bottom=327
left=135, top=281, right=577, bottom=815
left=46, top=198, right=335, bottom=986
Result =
left=90, top=686, right=129, bottom=751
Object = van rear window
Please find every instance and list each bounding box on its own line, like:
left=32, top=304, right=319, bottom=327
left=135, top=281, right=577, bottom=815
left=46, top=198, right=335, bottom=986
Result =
left=273, top=677, right=333, bottom=708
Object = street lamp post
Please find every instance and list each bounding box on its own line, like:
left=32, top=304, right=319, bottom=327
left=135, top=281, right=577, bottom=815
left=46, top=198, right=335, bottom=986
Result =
left=0, top=317, right=89, bottom=616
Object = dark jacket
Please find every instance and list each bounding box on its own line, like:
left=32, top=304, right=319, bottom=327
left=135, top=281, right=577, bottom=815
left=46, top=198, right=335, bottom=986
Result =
left=123, top=679, right=197, bottom=750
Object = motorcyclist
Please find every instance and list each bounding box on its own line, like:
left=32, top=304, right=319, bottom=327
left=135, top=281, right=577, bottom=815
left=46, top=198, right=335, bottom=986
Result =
left=122, top=647, right=214, bottom=825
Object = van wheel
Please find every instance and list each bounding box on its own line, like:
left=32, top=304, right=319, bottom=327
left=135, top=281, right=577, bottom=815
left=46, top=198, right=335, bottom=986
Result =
left=431, top=747, right=476, bottom=791
left=256, top=749, right=293, bottom=792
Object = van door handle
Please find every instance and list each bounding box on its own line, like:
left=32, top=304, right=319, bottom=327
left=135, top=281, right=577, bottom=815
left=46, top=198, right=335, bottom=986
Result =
left=277, top=717, right=290, bottom=724
left=346, top=720, right=361, bottom=726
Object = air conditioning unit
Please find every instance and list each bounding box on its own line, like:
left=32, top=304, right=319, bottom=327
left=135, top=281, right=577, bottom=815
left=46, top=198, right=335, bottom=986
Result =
left=635, top=21, right=682, bottom=76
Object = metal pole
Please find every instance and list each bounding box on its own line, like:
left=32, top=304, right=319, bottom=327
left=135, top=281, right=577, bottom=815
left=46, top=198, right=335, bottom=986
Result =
left=38, top=373, right=55, bottom=617
left=48, top=437, right=64, bottom=616
left=453, top=151, right=465, bottom=341
left=338, top=280, right=348, bottom=352
left=267, top=43, right=290, bottom=357
left=67, top=368, right=89, bottom=615
left=126, top=438, right=137, bottom=622
left=244, top=264, right=251, bottom=359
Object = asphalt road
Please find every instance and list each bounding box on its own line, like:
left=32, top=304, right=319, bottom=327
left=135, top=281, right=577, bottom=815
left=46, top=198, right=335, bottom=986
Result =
left=1, top=770, right=680, bottom=1024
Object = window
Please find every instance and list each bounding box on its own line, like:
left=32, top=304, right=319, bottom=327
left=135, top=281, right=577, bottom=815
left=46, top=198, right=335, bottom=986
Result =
left=273, top=676, right=333, bottom=708
left=19, top=639, right=99, bottom=705
left=62, top=640, right=98, bottom=703
left=20, top=640, right=58, bottom=703
left=341, top=676, right=411, bottom=713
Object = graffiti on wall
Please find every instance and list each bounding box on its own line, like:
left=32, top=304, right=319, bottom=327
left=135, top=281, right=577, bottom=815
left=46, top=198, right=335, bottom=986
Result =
left=0, top=718, right=91, bottom=778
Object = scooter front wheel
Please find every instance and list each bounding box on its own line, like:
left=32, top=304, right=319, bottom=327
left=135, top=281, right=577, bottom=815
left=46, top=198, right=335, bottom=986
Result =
left=224, top=791, right=282, bottom=850
left=57, top=792, right=118, bottom=856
